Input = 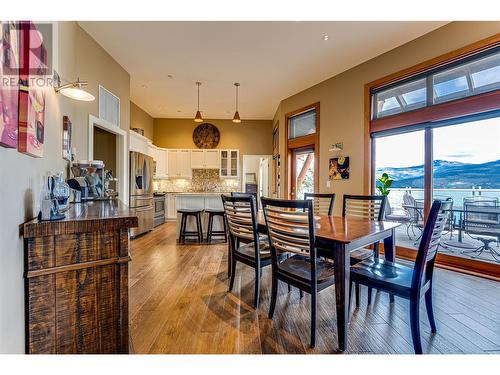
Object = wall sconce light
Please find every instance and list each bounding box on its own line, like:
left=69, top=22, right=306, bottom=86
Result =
left=329, top=142, right=343, bottom=152
left=53, top=71, right=95, bottom=102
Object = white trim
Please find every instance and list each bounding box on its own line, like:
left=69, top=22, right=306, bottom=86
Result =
left=88, top=114, right=128, bottom=203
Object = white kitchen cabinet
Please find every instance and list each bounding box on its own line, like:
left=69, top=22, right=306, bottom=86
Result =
left=190, top=149, right=205, bottom=169
left=205, top=150, right=220, bottom=169
left=167, top=149, right=192, bottom=178
left=147, top=145, right=168, bottom=179
left=129, top=130, right=150, bottom=155
left=166, top=194, right=177, bottom=220
left=220, top=149, right=239, bottom=178
left=190, top=149, right=220, bottom=169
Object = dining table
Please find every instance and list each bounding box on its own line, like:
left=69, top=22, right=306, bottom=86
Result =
left=256, top=211, right=401, bottom=352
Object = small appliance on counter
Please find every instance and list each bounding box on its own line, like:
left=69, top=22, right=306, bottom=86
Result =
left=38, top=172, right=70, bottom=221
left=68, top=160, right=117, bottom=202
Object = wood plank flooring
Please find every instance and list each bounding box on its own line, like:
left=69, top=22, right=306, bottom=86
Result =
left=129, top=222, right=500, bottom=354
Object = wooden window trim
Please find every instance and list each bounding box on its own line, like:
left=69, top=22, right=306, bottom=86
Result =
left=284, top=102, right=320, bottom=199
left=364, top=33, right=500, bottom=279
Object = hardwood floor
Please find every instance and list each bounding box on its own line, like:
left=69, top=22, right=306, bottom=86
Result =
left=129, top=222, right=500, bottom=354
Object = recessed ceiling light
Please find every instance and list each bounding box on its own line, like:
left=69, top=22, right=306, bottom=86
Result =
left=168, top=75, right=173, bottom=79
left=177, top=110, right=182, bottom=113
left=323, top=35, right=329, bottom=41
left=141, top=84, right=147, bottom=88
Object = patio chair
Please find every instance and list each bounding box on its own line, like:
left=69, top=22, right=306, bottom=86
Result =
left=402, top=193, right=424, bottom=240
left=462, top=197, right=500, bottom=262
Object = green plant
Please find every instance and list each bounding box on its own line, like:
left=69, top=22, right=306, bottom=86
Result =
left=376, top=173, right=393, bottom=196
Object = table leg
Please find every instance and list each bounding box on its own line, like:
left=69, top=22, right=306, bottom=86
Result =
left=384, top=229, right=396, bottom=303
left=458, top=212, right=463, bottom=243
left=333, top=243, right=349, bottom=352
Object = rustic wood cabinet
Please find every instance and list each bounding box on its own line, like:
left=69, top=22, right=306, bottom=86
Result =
left=23, top=200, right=138, bottom=354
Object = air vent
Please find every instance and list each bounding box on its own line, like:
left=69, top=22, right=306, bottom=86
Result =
left=99, top=85, right=120, bottom=126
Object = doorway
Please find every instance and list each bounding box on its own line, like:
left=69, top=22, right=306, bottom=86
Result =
left=242, top=155, right=272, bottom=204
left=291, top=147, right=315, bottom=199
left=93, top=127, right=117, bottom=192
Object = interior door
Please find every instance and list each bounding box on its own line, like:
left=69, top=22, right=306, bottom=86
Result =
left=290, top=147, right=315, bottom=199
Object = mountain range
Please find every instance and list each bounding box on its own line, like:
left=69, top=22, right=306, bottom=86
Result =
left=376, top=159, right=500, bottom=189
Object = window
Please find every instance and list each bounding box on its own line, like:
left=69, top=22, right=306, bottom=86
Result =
left=289, top=110, right=316, bottom=139
left=372, top=47, right=500, bottom=119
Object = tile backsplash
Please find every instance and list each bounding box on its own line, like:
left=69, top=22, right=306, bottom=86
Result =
left=154, top=169, right=240, bottom=193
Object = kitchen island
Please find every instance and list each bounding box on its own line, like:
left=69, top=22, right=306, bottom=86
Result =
left=23, top=200, right=138, bottom=354
left=163, top=192, right=228, bottom=240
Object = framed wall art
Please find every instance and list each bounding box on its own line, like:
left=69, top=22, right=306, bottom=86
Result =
left=0, top=21, right=20, bottom=148
left=328, top=156, right=350, bottom=180
left=62, top=116, right=72, bottom=161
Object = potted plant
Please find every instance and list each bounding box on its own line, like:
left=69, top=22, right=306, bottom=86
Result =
left=377, top=173, right=393, bottom=217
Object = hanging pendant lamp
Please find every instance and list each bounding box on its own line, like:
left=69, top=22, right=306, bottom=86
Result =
left=232, top=82, right=241, bottom=123
left=194, top=82, right=203, bottom=123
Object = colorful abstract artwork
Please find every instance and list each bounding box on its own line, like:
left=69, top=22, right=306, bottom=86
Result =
left=0, top=21, right=20, bottom=148
left=18, top=22, right=46, bottom=158
left=329, top=156, right=350, bottom=180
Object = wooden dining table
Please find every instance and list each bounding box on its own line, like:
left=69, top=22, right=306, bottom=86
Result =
left=256, top=212, right=401, bottom=352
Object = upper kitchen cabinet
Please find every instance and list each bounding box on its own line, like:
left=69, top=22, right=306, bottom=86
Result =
left=129, top=129, right=151, bottom=155
left=220, top=149, right=239, bottom=178
left=190, top=149, right=220, bottom=169
left=148, top=145, right=168, bottom=179
left=168, top=149, right=192, bottom=178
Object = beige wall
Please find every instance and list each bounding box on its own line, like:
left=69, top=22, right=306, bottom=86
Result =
left=0, top=21, right=130, bottom=353
left=154, top=118, right=273, bottom=156
left=130, top=101, right=154, bottom=140
left=275, top=22, right=500, bottom=214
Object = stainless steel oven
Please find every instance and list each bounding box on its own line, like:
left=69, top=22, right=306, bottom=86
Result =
left=153, top=193, right=166, bottom=227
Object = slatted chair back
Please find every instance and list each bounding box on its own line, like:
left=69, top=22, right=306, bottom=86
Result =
left=342, top=194, right=387, bottom=221
left=463, top=197, right=499, bottom=236
left=261, top=198, right=316, bottom=276
left=304, top=193, right=336, bottom=216
left=412, top=200, right=453, bottom=291
left=222, top=195, right=259, bottom=246
left=231, top=191, right=258, bottom=210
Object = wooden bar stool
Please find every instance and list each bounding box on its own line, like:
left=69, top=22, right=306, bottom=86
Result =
left=178, top=209, right=204, bottom=243
left=206, top=209, right=227, bottom=243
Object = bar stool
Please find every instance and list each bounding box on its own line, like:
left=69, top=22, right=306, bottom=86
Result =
left=178, top=209, right=203, bottom=243
left=206, top=209, right=227, bottom=243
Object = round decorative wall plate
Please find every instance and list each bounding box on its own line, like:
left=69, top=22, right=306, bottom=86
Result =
left=192, top=123, right=220, bottom=149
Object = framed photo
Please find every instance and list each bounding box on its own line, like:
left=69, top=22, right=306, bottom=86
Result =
left=0, top=21, right=20, bottom=148
left=62, top=116, right=72, bottom=161
left=329, top=156, right=350, bottom=180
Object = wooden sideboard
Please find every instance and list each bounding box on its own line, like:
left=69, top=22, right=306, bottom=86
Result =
left=23, top=200, right=138, bottom=354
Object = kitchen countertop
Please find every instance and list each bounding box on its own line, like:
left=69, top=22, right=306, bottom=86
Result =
left=155, top=191, right=233, bottom=196
left=23, top=200, right=138, bottom=238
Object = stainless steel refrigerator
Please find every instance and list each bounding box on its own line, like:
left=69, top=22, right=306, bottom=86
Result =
left=129, top=151, right=154, bottom=237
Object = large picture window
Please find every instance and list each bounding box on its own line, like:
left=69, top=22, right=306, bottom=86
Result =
left=368, top=36, right=500, bottom=276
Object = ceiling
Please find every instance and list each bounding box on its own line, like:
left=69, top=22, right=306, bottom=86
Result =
left=79, top=21, right=448, bottom=120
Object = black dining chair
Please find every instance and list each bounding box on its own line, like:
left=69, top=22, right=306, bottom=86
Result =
left=222, top=194, right=285, bottom=308
left=350, top=199, right=452, bottom=354
left=261, top=197, right=336, bottom=348
left=342, top=194, right=387, bottom=305
left=304, top=192, right=336, bottom=216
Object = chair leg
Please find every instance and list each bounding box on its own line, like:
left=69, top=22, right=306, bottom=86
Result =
left=390, top=294, right=395, bottom=303
left=222, top=215, right=227, bottom=243
left=299, top=290, right=303, bottom=299
left=227, top=240, right=232, bottom=278
left=269, top=275, right=278, bottom=319
left=367, top=287, right=372, bottom=305
left=228, top=257, right=236, bottom=292
left=410, top=299, right=423, bottom=354
left=254, top=267, right=261, bottom=308
left=355, top=282, right=360, bottom=308
left=310, top=289, right=317, bottom=348
left=197, top=213, right=203, bottom=243
left=425, top=288, right=437, bottom=333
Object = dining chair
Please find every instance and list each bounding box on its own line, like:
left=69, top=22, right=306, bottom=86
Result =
left=342, top=194, right=387, bottom=305
left=222, top=194, right=284, bottom=308
left=350, top=199, right=452, bottom=354
left=261, top=197, right=336, bottom=348
left=304, top=192, right=336, bottom=216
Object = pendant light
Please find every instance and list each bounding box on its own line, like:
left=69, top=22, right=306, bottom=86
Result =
left=232, top=82, right=241, bottom=123
left=194, top=81, right=203, bottom=123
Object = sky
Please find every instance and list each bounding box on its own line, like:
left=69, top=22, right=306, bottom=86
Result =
left=375, top=117, right=500, bottom=168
